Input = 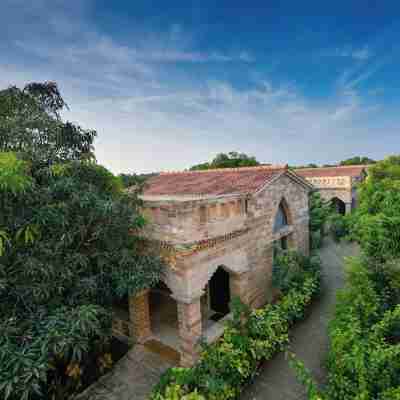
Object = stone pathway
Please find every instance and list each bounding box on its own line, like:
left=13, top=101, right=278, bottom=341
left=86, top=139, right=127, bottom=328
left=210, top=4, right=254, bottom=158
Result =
left=75, top=345, right=172, bottom=400
left=241, top=238, right=359, bottom=400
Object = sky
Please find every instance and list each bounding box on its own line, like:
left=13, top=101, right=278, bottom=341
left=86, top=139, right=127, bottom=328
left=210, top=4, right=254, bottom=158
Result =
left=1, top=1, right=400, bottom=173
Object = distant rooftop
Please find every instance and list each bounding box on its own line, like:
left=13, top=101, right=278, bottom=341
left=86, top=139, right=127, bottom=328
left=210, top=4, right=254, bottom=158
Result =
left=142, top=165, right=293, bottom=197
left=295, top=165, right=368, bottom=178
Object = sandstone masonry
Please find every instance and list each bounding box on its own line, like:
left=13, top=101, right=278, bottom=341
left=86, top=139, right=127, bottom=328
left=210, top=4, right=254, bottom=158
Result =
left=123, top=166, right=313, bottom=366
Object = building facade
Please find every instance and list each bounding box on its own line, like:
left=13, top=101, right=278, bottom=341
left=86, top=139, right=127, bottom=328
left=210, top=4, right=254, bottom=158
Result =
left=114, top=165, right=312, bottom=366
left=295, top=165, right=368, bottom=214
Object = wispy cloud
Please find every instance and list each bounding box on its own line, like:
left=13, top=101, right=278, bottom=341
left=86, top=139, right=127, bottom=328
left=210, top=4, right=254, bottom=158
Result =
left=0, top=0, right=395, bottom=173
left=324, top=45, right=373, bottom=61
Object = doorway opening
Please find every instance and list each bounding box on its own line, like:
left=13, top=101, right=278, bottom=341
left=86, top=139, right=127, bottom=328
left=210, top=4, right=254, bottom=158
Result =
left=331, top=197, right=346, bottom=215
left=208, top=266, right=231, bottom=321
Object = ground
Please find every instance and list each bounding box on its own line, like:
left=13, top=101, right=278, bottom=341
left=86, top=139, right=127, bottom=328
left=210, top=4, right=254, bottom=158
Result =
left=240, top=237, right=359, bottom=400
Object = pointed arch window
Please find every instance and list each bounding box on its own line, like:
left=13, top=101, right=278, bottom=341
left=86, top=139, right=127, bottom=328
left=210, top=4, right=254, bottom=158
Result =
left=274, top=202, right=289, bottom=232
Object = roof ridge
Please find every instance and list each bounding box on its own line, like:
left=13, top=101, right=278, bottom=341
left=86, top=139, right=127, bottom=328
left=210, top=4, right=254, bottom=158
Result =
left=160, top=164, right=288, bottom=175
left=296, top=165, right=367, bottom=171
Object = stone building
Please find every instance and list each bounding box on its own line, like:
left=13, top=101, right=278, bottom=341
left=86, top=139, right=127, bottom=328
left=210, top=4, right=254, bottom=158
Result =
left=295, top=165, right=368, bottom=214
left=114, top=165, right=313, bottom=366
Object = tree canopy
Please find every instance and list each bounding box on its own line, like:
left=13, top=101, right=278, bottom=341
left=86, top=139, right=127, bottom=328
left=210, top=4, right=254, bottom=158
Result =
left=0, top=82, right=162, bottom=400
left=190, top=151, right=260, bottom=170
left=349, top=155, right=400, bottom=262
left=0, top=82, right=96, bottom=169
left=339, top=156, right=376, bottom=166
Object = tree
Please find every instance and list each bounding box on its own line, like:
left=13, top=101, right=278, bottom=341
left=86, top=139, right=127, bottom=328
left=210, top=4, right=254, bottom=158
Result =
left=0, top=83, right=162, bottom=400
left=0, top=82, right=96, bottom=168
left=340, top=156, right=376, bottom=166
left=118, top=172, right=158, bottom=189
left=190, top=151, right=260, bottom=170
left=349, top=155, right=400, bottom=261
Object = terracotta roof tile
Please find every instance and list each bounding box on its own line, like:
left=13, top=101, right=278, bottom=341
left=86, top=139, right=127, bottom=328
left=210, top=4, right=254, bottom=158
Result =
left=295, top=165, right=367, bottom=178
left=143, top=165, right=288, bottom=196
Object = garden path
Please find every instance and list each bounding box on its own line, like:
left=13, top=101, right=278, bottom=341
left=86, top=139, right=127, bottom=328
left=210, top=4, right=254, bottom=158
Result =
left=74, top=345, right=172, bottom=400
left=240, top=237, right=359, bottom=400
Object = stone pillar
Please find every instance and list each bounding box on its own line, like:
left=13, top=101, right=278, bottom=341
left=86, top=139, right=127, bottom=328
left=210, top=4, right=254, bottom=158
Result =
left=129, top=289, right=152, bottom=344
left=345, top=202, right=352, bottom=215
left=230, top=271, right=250, bottom=306
left=177, top=297, right=202, bottom=367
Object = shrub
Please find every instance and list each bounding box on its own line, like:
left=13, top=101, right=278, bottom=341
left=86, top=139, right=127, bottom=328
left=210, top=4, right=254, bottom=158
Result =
left=272, top=250, right=322, bottom=295
left=151, top=252, right=321, bottom=400
left=309, top=192, right=331, bottom=249
left=328, top=213, right=349, bottom=242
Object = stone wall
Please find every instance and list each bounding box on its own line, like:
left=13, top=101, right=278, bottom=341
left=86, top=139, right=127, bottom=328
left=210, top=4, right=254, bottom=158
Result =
left=137, top=173, right=310, bottom=366
left=144, top=173, right=310, bottom=309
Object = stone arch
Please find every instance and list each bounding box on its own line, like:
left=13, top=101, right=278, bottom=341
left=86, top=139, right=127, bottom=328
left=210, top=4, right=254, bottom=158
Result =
left=198, top=249, right=250, bottom=298
left=272, top=196, right=296, bottom=250
left=273, top=197, right=293, bottom=231
left=208, top=265, right=231, bottom=315
left=331, top=196, right=346, bottom=216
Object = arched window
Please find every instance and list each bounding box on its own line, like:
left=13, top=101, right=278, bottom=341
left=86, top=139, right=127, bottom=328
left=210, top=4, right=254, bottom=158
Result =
left=274, top=202, right=289, bottom=232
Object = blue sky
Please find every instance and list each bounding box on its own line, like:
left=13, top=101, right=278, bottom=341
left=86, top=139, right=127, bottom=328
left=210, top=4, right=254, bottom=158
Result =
left=1, top=1, right=400, bottom=173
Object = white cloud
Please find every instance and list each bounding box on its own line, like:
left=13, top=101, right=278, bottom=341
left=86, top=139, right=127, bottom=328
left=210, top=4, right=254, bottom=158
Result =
left=327, top=45, right=373, bottom=61
left=0, top=1, right=394, bottom=173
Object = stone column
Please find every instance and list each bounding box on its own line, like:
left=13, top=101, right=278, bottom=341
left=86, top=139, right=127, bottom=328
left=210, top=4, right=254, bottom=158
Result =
left=345, top=202, right=352, bottom=215
left=129, top=289, right=152, bottom=344
left=230, top=271, right=250, bottom=306
left=176, top=297, right=202, bottom=367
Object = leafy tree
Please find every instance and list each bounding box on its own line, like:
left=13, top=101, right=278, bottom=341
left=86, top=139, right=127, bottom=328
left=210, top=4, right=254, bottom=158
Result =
left=349, top=155, right=400, bottom=261
left=0, top=83, right=162, bottom=400
left=0, top=82, right=96, bottom=168
left=293, top=163, right=319, bottom=169
left=340, top=156, right=376, bottom=166
left=118, top=172, right=158, bottom=189
left=190, top=151, right=260, bottom=170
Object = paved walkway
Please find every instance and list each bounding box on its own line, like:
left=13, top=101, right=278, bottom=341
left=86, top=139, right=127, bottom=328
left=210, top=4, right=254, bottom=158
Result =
left=75, top=345, right=172, bottom=400
left=241, top=238, right=359, bottom=400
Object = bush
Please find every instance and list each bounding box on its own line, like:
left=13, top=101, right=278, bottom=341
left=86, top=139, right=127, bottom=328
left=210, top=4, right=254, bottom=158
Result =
left=309, top=192, right=331, bottom=249
left=272, top=250, right=322, bottom=295
left=328, top=213, right=349, bottom=242
left=151, top=252, right=321, bottom=400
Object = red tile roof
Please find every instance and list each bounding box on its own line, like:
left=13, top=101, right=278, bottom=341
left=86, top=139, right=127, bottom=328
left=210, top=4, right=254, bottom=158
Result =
left=295, top=165, right=367, bottom=178
left=143, top=165, right=290, bottom=196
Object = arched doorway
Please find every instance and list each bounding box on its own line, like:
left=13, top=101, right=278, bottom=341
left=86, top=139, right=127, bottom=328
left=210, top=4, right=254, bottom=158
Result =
left=273, top=199, right=292, bottom=252
left=208, top=266, right=231, bottom=319
left=331, top=197, right=346, bottom=215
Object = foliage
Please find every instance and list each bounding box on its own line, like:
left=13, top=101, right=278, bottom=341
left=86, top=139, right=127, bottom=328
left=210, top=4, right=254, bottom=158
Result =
left=151, top=252, right=321, bottom=400
left=118, top=172, right=158, bottom=189
left=291, top=257, right=400, bottom=400
left=291, top=155, right=400, bottom=400
left=348, top=155, right=400, bottom=261
left=309, top=192, right=331, bottom=249
left=190, top=151, right=260, bottom=171
left=272, top=250, right=322, bottom=295
left=328, top=213, right=350, bottom=242
left=339, top=156, right=376, bottom=166
left=0, top=82, right=96, bottom=168
left=0, top=82, right=162, bottom=400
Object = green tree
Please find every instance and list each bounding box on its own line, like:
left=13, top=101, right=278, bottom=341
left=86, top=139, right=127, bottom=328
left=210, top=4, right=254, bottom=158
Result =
left=340, top=156, right=376, bottom=166
left=118, top=172, right=158, bottom=189
left=190, top=151, right=260, bottom=170
left=349, top=155, right=400, bottom=261
left=0, top=82, right=96, bottom=168
left=0, top=83, right=162, bottom=400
